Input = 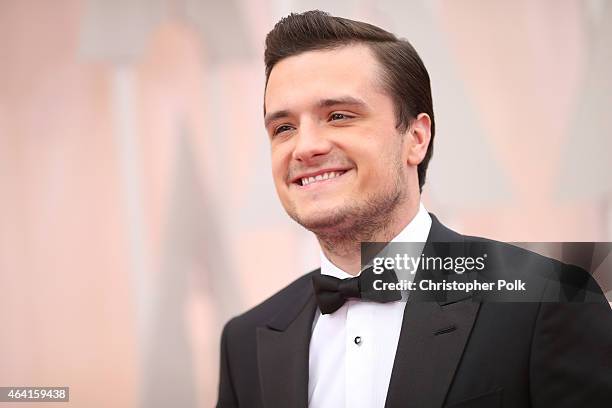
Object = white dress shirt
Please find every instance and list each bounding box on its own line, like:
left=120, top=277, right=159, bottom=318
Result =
left=308, top=203, right=432, bottom=408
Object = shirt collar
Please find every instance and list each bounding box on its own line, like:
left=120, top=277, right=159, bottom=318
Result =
left=320, top=203, right=432, bottom=278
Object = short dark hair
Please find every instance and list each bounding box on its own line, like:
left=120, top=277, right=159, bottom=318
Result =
left=264, top=10, right=435, bottom=191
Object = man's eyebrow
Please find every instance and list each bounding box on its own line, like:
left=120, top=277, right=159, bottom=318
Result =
left=317, top=96, right=369, bottom=109
left=264, top=109, right=291, bottom=127
left=264, top=96, right=369, bottom=127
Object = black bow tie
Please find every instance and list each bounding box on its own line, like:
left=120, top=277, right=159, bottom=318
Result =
left=312, top=266, right=402, bottom=314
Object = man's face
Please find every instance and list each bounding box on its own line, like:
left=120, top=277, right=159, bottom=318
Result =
left=264, top=45, right=413, bottom=235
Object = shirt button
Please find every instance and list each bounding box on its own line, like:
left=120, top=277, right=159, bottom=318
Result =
left=354, top=336, right=362, bottom=345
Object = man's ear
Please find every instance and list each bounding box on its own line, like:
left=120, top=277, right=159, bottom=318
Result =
left=404, top=113, right=432, bottom=166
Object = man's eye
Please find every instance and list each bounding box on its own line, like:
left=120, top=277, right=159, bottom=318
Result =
left=274, top=125, right=293, bottom=135
left=329, top=113, right=352, bottom=121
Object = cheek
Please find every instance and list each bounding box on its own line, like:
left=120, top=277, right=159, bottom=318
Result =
left=352, top=142, right=399, bottom=186
left=270, top=146, right=290, bottom=186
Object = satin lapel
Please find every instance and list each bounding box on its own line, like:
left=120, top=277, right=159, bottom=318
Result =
left=385, top=214, right=481, bottom=408
left=256, top=276, right=318, bottom=408
left=385, top=299, right=480, bottom=408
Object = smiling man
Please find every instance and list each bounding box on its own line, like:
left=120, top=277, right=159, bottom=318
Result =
left=265, top=41, right=431, bottom=274
left=216, top=10, right=612, bottom=408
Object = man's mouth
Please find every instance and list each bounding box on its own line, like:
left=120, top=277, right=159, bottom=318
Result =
left=292, top=169, right=350, bottom=187
left=300, top=170, right=346, bottom=186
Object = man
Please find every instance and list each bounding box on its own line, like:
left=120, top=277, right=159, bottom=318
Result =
left=217, top=10, right=612, bottom=408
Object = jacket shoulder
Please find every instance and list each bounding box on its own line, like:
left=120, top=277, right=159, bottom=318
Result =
left=224, top=269, right=319, bottom=334
left=458, top=233, right=605, bottom=302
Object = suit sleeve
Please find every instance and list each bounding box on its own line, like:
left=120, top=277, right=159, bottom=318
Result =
left=530, top=281, right=612, bottom=407
left=216, top=319, right=239, bottom=408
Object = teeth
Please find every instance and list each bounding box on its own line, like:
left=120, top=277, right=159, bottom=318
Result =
left=300, top=171, right=344, bottom=186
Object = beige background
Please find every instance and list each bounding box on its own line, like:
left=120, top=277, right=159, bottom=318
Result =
left=1, top=0, right=611, bottom=407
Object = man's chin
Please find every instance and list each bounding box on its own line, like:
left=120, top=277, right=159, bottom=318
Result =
left=289, top=209, right=351, bottom=233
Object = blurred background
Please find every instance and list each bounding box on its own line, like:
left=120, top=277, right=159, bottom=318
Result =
left=1, top=0, right=611, bottom=406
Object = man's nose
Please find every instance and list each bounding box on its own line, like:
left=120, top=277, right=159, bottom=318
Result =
left=291, top=122, right=333, bottom=162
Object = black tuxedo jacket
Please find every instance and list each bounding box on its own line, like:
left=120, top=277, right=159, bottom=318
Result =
left=217, top=215, right=612, bottom=407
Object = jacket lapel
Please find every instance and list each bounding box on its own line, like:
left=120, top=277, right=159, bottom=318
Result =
left=256, top=272, right=318, bottom=408
left=385, top=298, right=480, bottom=407
left=385, top=215, right=481, bottom=408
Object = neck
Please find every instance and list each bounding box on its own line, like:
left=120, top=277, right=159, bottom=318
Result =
left=317, top=199, right=421, bottom=276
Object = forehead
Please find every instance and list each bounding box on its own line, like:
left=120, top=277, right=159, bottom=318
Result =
left=264, top=44, right=385, bottom=113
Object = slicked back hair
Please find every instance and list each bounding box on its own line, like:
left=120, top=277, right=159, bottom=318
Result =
left=264, top=10, right=435, bottom=191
